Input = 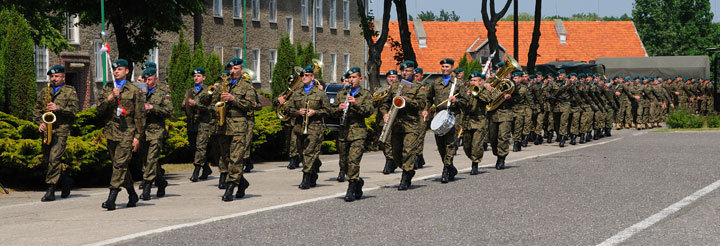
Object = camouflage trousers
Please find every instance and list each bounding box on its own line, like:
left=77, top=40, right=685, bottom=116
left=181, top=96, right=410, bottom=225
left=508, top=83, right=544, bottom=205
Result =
left=284, top=124, right=299, bottom=158
left=107, top=139, right=135, bottom=190
left=297, top=130, right=324, bottom=174
left=416, top=119, right=428, bottom=156
left=636, top=104, right=648, bottom=125
left=570, top=106, right=582, bottom=135
left=188, top=125, right=210, bottom=167
left=433, top=125, right=459, bottom=167
left=593, top=109, right=605, bottom=130
left=338, top=138, right=365, bottom=182
left=391, top=131, right=420, bottom=172
left=534, top=110, right=545, bottom=135
left=605, top=108, right=615, bottom=129
left=208, top=134, right=227, bottom=172
left=42, top=135, right=67, bottom=185
left=243, top=121, right=255, bottom=160
left=138, top=138, right=163, bottom=182
left=462, top=121, right=487, bottom=163
left=217, top=134, right=248, bottom=184
left=375, top=123, right=393, bottom=161
left=512, top=106, right=531, bottom=141
left=553, top=104, right=570, bottom=136
left=580, top=106, right=593, bottom=133
left=488, top=120, right=512, bottom=157
left=650, top=103, right=662, bottom=123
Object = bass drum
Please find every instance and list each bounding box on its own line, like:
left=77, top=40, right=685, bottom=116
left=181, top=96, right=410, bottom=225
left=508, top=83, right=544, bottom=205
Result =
left=430, top=109, right=456, bottom=136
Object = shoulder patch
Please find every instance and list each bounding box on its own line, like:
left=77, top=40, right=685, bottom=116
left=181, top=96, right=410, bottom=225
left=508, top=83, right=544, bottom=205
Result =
left=165, top=94, right=171, bottom=98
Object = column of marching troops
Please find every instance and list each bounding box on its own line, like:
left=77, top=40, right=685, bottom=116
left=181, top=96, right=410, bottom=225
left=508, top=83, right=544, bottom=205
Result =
left=33, top=55, right=718, bottom=209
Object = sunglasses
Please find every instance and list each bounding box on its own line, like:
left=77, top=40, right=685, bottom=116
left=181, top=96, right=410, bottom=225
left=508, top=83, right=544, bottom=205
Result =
left=303, top=74, right=313, bottom=77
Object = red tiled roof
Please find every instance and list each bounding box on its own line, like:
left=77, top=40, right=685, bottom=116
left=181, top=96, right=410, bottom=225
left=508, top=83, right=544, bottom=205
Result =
left=379, top=21, right=647, bottom=74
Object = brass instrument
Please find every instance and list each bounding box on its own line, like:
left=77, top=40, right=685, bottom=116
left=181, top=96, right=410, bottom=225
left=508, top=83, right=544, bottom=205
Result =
left=311, top=59, right=324, bottom=77
left=42, top=83, right=56, bottom=145
left=371, top=85, right=391, bottom=102
left=216, top=73, right=230, bottom=126
left=208, top=86, right=216, bottom=95
left=276, top=66, right=304, bottom=121
left=303, top=96, right=310, bottom=134
left=486, top=54, right=521, bottom=111
left=242, top=68, right=256, bottom=82
left=470, top=84, right=483, bottom=96
left=378, top=80, right=410, bottom=143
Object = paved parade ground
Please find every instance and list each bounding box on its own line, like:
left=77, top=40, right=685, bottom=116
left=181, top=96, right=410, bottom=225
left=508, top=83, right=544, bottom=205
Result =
left=1, top=129, right=719, bottom=245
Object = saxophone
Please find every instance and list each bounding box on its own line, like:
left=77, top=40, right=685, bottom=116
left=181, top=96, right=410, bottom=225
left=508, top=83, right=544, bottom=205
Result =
left=216, top=73, right=230, bottom=126
left=42, top=83, right=57, bottom=145
left=378, top=80, right=410, bottom=143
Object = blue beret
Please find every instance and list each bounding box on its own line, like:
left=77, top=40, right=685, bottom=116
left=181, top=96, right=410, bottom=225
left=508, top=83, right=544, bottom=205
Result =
left=142, top=62, right=157, bottom=70
left=399, top=60, right=417, bottom=70
left=440, top=58, right=455, bottom=65
left=226, top=58, right=243, bottom=67
left=141, top=68, right=157, bottom=78
left=454, top=67, right=464, bottom=73
left=470, top=71, right=485, bottom=79
left=47, top=65, right=65, bottom=75
left=112, top=59, right=129, bottom=69
left=386, top=69, right=399, bottom=76
left=557, top=69, right=566, bottom=74
left=348, top=66, right=361, bottom=75
left=414, top=67, right=423, bottom=74
left=191, top=68, right=206, bottom=75
left=624, top=76, right=631, bottom=81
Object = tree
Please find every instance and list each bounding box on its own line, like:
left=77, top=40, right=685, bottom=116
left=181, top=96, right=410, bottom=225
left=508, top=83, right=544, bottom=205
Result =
left=526, top=0, right=542, bottom=73
left=357, top=0, right=392, bottom=89
left=205, top=52, right=223, bottom=84
left=438, top=10, right=461, bottom=21
left=393, top=0, right=416, bottom=63
left=633, top=0, right=716, bottom=56
left=167, top=30, right=193, bottom=117
left=481, top=0, right=513, bottom=64
left=0, top=8, right=36, bottom=120
left=458, top=54, right=484, bottom=81
left=190, top=41, right=206, bottom=72
left=414, top=9, right=460, bottom=21
left=415, top=10, right=437, bottom=21
left=0, top=1, right=71, bottom=54
left=501, top=12, right=534, bottom=21
left=271, top=36, right=297, bottom=99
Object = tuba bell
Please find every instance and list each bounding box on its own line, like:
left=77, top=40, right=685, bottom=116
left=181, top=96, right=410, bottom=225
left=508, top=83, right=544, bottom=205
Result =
left=470, top=84, right=483, bottom=96
left=276, top=66, right=304, bottom=121
left=485, top=54, right=520, bottom=111
left=242, top=68, right=256, bottom=82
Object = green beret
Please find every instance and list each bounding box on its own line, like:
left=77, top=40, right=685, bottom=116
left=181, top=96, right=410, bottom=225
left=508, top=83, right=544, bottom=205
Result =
left=348, top=67, right=361, bottom=75
left=624, top=76, right=631, bottom=81
left=287, top=74, right=297, bottom=81
left=112, top=59, right=129, bottom=69
left=341, top=72, right=349, bottom=80
left=557, top=69, right=566, bottom=74
left=218, top=70, right=230, bottom=79
left=494, top=62, right=506, bottom=68
left=535, top=71, right=543, bottom=76
left=302, top=64, right=314, bottom=74
left=191, top=68, right=206, bottom=75
left=632, top=75, right=639, bottom=80
left=529, top=74, right=536, bottom=79
left=522, top=71, right=528, bottom=75
left=593, top=73, right=600, bottom=77
left=439, top=58, right=455, bottom=65
left=546, top=73, right=554, bottom=77
left=399, top=60, right=417, bottom=70
left=47, top=65, right=65, bottom=75
left=226, top=58, right=243, bottom=67
left=569, top=73, right=577, bottom=77
left=578, top=73, right=586, bottom=78
left=142, top=62, right=157, bottom=70
left=386, top=70, right=399, bottom=76
left=512, top=71, right=522, bottom=77
left=141, top=68, right=157, bottom=78
left=612, top=75, right=620, bottom=79
left=470, top=71, right=485, bottom=79
left=454, top=67, right=464, bottom=73
left=414, top=67, right=423, bottom=74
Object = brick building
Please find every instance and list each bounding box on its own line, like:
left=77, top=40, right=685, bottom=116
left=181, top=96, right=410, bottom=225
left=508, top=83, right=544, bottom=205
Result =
left=36, top=0, right=366, bottom=110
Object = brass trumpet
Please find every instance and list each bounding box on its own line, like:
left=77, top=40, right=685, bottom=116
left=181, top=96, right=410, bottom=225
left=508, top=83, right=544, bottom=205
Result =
left=42, top=82, right=56, bottom=145
left=470, top=84, right=483, bottom=96
left=208, top=86, right=216, bottom=95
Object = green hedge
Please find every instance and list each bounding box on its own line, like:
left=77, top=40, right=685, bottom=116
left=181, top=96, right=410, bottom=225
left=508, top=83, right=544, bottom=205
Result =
left=665, top=110, right=720, bottom=129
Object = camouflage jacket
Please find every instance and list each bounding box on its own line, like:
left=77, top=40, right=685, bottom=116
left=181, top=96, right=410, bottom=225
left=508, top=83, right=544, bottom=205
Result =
left=285, top=84, right=331, bottom=135
left=333, top=87, right=374, bottom=141
left=214, top=79, right=261, bottom=136
left=143, top=86, right=173, bottom=140
left=33, top=84, right=79, bottom=136
left=183, top=84, right=214, bottom=131
left=98, top=81, right=146, bottom=141
left=460, top=85, right=491, bottom=130
left=426, top=76, right=467, bottom=114
left=379, top=80, right=427, bottom=133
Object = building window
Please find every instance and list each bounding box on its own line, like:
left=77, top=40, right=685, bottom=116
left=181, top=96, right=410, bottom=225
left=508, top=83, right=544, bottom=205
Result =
left=146, top=47, right=159, bottom=65
left=251, top=0, right=260, bottom=21
left=330, top=53, right=337, bottom=82
left=329, top=0, right=337, bottom=29
left=301, top=0, right=309, bottom=26
left=286, top=16, right=294, bottom=43
left=214, top=46, right=224, bottom=62
left=269, top=0, right=277, bottom=23
left=232, top=0, right=242, bottom=19
left=35, top=46, right=49, bottom=82
left=343, top=53, right=350, bottom=71
left=317, top=52, right=324, bottom=75
left=214, top=0, right=223, bottom=17
left=269, top=49, right=277, bottom=80
left=343, top=0, right=350, bottom=30
left=66, top=14, right=80, bottom=45
left=251, top=48, right=261, bottom=83
left=315, top=0, right=323, bottom=27
left=232, top=47, right=243, bottom=59
left=94, top=40, right=104, bottom=81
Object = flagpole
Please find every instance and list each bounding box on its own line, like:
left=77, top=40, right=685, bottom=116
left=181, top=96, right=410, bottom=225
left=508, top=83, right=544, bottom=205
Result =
left=101, top=0, right=107, bottom=86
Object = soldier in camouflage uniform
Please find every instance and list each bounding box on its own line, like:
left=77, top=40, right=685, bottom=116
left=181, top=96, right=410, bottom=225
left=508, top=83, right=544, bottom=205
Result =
left=380, top=60, right=426, bottom=190
left=241, top=77, right=262, bottom=173
left=184, top=68, right=214, bottom=182
left=217, top=58, right=257, bottom=201
left=461, top=71, right=491, bottom=175
left=277, top=74, right=301, bottom=170
left=530, top=73, right=546, bottom=145
left=486, top=67, right=516, bottom=169
left=285, top=65, right=331, bottom=190
left=413, top=67, right=428, bottom=170
left=137, top=68, right=172, bottom=200
left=549, top=70, right=572, bottom=146
left=565, top=73, right=583, bottom=145
left=98, top=59, right=145, bottom=210
left=543, top=73, right=556, bottom=143
left=576, top=74, right=594, bottom=144
left=376, top=70, right=397, bottom=174
left=520, top=71, right=534, bottom=147
left=209, top=70, right=229, bottom=189
left=34, top=65, right=79, bottom=202
left=511, top=72, right=531, bottom=152
left=333, top=67, right=374, bottom=202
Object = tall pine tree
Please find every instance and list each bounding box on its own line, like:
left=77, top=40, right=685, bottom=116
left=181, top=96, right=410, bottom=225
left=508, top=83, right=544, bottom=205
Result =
left=205, top=52, right=223, bottom=84
left=0, top=9, right=36, bottom=120
left=271, top=36, right=296, bottom=99
left=167, top=30, right=192, bottom=117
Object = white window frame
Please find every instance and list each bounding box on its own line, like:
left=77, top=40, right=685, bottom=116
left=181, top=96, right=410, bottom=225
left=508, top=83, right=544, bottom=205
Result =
left=66, top=14, right=80, bottom=45
left=251, top=48, right=261, bottom=83
left=301, top=0, right=309, bottom=26
left=269, top=49, right=277, bottom=80
left=315, top=0, right=324, bottom=28
left=214, top=46, right=224, bottom=62
left=343, top=0, right=350, bottom=30
left=233, top=0, right=242, bottom=19
left=94, top=39, right=104, bottom=82
left=214, top=0, right=223, bottom=17
left=329, top=0, right=336, bottom=29
left=268, top=0, right=277, bottom=23
left=286, top=16, right=294, bottom=43
left=330, top=53, right=337, bottom=82
left=232, top=47, right=243, bottom=59
left=146, top=47, right=159, bottom=65
left=35, top=46, right=49, bottom=82
left=251, top=0, right=260, bottom=21
left=343, top=53, right=350, bottom=71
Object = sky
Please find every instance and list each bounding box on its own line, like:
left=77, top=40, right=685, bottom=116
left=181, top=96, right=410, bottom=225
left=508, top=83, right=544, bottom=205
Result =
left=370, top=0, right=720, bottom=22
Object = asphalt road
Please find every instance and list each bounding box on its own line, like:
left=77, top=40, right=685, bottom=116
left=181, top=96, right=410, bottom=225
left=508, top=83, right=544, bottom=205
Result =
left=119, top=131, right=720, bottom=245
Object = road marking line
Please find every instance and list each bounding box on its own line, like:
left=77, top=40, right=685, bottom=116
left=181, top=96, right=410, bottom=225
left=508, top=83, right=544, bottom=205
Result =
left=597, top=179, right=720, bottom=246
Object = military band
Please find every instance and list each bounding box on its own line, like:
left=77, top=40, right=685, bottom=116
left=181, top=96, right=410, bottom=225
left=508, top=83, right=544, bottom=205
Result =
left=137, top=68, right=172, bottom=200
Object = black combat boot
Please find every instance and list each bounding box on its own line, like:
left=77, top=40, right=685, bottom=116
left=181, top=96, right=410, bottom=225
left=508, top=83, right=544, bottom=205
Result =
left=513, top=141, right=521, bottom=152
left=398, top=171, right=409, bottom=190
left=534, top=134, right=543, bottom=145
left=102, top=188, right=119, bottom=211
left=382, top=159, right=394, bottom=174
left=521, top=135, right=529, bottom=147
left=586, top=132, right=593, bottom=142
left=189, top=165, right=201, bottom=182
left=336, top=171, right=346, bottom=182
left=287, top=156, right=298, bottom=169
left=441, top=166, right=450, bottom=183
left=235, top=177, right=249, bottom=199
left=140, top=181, right=152, bottom=200
left=529, top=132, right=536, bottom=143
left=156, top=176, right=168, bottom=198
left=344, top=181, right=356, bottom=202
left=413, top=156, right=421, bottom=169
left=594, top=129, right=601, bottom=140
left=418, top=155, right=426, bottom=168
left=559, top=135, right=566, bottom=147
left=126, top=185, right=139, bottom=208
left=495, top=156, right=506, bottom=170
left=483, top=142, right=488, bottom=151
left=555, top=134, right=561, bottom=143
left=605, top=128, right=612, bottom=137
left=60, top=173, right=73, bottom=198
left=298, top=172, right=311, bottom=190
left=222, top=182, right=237, bottom=201
left=578, top=133, right=586, bottom=144
left=41, top=184, right=56, bottom=202
left=398, top=170, right=415, bottom=190
left=570, top=134, right=577, bottom=145
left=218, top=173, right=228, bottom=189
left=449, top=164, right=458, bottom=180
left=353, top=178, right=364, bottom=200
left=199, top=164, right=212, bottom=180
left=243, top=158, right=254, bottom=173
left=470, top=162, right=480, bottom=175
left=139, top=180, right=145, bottom=189
left=547, top=132, right=554, bottom=144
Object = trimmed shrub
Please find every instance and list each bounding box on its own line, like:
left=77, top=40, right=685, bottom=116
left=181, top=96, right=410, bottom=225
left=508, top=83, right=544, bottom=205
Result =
left=684, top=115, right=705, bottom=128
left=666, top=110, right=691, bottom=128
left=706, top=115, right=720, bottom=128
left=0, top=8, right=36, bottom=120
left=321, top=140, right=337, bottom=154
left=250, top=106, right=286, bottom=160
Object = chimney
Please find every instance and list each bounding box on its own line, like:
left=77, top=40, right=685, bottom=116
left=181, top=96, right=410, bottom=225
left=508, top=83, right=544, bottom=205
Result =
left=414, top=19, right=427, bottom=48
left=554, top=19, right=567, bottom=44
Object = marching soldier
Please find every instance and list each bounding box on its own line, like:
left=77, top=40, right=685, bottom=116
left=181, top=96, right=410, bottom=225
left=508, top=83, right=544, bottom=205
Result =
left=377, top=70, right=398, bottom=174
left=414, top=67, right=428, bottom=170
left=550, top=69, right=572, bottom=147
left=278, top=75, right=301, bottom=170
left=210, top=70, right=230, bottom=189
left=461, top=71, right=491, bottom=175
left=426, top=58, right=466, bottom=183
left=603, top=76, right=619, bottom=136
left=543, top=73, right=556, bottom=143
left=137, top=68, right=172, bottom=200
left=285, top=65, right=331, bottom=190
left=185, top=68, right=214, bottom=182
left=531, top=72, right=547, bottom=145
left=98, top=59, right=145, bottom=210
left=34, top=65, right=79, bottom=202
left=511, top=72, right=530, bottom=151
left=217, top=58, right=256, bottom=201
left=486, top=66, right=516, bottom=169
left=334, top=67, right=374, bottom=202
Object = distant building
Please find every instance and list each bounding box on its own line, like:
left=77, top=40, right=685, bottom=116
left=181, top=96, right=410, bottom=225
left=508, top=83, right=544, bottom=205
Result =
left=36, top=0, right=366, bottom=110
